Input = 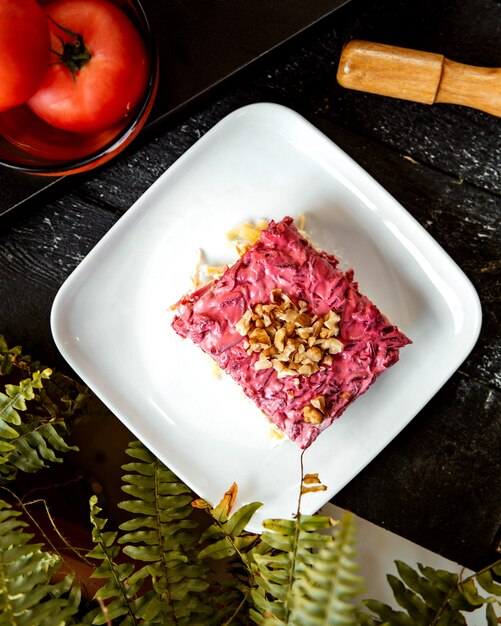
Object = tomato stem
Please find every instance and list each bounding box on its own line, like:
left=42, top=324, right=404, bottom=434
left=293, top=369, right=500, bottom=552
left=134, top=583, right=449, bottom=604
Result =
left=48, top=15, right=91, bottom=83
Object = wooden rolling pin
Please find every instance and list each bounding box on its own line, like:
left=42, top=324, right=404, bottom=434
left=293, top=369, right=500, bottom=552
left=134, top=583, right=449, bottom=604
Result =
left=337, top=40, right=501, bottom=117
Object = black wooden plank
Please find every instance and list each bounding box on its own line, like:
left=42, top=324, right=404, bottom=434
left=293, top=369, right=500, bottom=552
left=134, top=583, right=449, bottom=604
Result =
left=248, top=0, right=501, bottom=195
left=0, top=195, right=119, bottom=371
left=334, top=376, right=501, bottom=571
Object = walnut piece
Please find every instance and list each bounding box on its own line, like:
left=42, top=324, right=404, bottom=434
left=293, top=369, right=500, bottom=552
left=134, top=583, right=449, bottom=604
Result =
left=303, top=396, right=327, bottom=424
left=236, top=289, right=343, bottom=379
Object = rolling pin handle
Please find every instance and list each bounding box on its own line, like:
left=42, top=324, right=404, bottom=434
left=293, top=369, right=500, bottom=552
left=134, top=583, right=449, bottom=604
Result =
left=337, top=40, right=501, bottom=117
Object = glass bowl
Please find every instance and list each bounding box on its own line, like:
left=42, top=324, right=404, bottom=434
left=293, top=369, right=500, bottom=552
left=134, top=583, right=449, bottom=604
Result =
left=0, top=0, right=158, bottom=176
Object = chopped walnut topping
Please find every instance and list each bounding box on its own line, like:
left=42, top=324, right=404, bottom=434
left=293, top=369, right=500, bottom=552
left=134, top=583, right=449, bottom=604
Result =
left=235, top=309, right=252, bottom=336
left=310, top=396, right=326, bottom=413
left=235, top=289, right=343, bottom=378
left=303, top=395, right=326, bottom=424
left=254, top=356, right=273, bottom=370
left=274, top=327, right=286, bottom=352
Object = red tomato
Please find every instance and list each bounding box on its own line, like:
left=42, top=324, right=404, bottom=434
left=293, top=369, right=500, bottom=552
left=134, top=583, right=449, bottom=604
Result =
left=0, top=0, right=50, bottom=112
left=28, top=0, right=149, bottom=134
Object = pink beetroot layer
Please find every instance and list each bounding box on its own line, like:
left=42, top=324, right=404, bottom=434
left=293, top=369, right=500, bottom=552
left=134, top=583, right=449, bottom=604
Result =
left=172, top=216, right=411, bottom=448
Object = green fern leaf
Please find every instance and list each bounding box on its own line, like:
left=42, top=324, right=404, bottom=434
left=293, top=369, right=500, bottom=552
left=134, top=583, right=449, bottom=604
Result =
left=198, top=536, right=237, bottom=560
left=394, top=560, right=443, bottom=611
left=486, top=602, right=499, bottom=626
left=477, top=566, right=501, bottom=596
left=249, top=587, right=286, bottom=624
left=386, top=574, right=433, bottom=623
left=0, top=498, right=79, bottom=625
left=449, top=578, right=485, bottom=612
left=418, top=564, right=458, bottom=593
left=0, top=336, right=22, bottom=375
left=0, top=338, right=84, bottom=482
left=0, top=370, right=49, bottom=437
left=226, top=502, right=264, bottom=537
left=362, top=557, right=501, bottom=626
left=362, top=599, right=414, bottom=626
left=288, top=512, right=363, bottom=626
left=356, top=613, right=384, bottom=626
left=198, top=532, right=259, bottom=561
left=116, top=441, right=213, bottom=625
left=87, top=494, right=150, bottom=626
left=211, top=586, right=253, bottom=626
left=249, top=513, right=334, bottom=624
left=192, top=485, right=263, bottom=625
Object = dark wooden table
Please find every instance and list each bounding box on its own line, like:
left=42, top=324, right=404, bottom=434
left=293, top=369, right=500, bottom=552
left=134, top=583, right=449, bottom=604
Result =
left=1, top=0, right=499, bottom=572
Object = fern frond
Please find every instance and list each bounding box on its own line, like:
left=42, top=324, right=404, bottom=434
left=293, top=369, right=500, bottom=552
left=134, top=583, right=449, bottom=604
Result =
left=86, top=494, right=149, bottom=626
left=0, top=498, right=79, bottom=625
left=210, top=586, right=254, bottom=626
left=361, top=558, right=501, bottom=626
left=0, top=337, right=81, bottom=482
left=117, top=441, right=213, bottom=625
left=0, top=367, right=49, bottom=437
left=486, top=602, right=499, bottom=626
left=197, top=483, right=262, bottom=563
left=0, top=419, right=78, bottom=480
left=289, top=512, right=363, bottom=625
left=193, top=484, right=263, bottom=625
left=0, top=335, right=29, bottom=375
left=476, top=562, right=501, bottom=597
left=249, top=513, right=334, bottom=625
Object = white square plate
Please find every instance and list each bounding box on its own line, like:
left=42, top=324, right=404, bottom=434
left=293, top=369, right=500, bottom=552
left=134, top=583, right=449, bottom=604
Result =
left=52, top=103, right=481, bottom=531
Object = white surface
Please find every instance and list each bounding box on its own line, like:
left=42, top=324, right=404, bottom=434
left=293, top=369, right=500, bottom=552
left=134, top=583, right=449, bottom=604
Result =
left=51, top=103, right=481, bottom=531
left=323, top=504, right=497, bottom=625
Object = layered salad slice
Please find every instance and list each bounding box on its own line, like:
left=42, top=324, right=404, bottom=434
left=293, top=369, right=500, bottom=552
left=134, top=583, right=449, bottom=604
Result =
left=171, top=216, right=411, bottom=448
